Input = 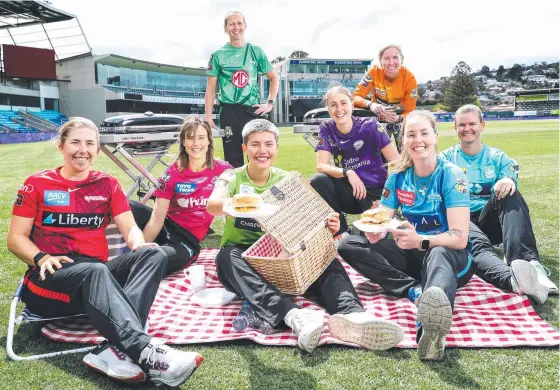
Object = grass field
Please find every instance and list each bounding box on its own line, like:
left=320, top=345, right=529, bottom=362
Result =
left=0, top=119, right=558, bottom=389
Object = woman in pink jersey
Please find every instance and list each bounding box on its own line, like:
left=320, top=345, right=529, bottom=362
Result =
left=8, top=118, right=203, bottom=386
left=130, top=116, right=232, bottom=274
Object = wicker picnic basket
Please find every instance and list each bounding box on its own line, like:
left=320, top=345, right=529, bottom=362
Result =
left=242, top=172, right=336, bottom=295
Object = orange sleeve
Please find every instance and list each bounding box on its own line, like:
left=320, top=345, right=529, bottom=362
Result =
left=400, top=69, right=418, bottom=118
left=352, top=67, right=375, bottom=109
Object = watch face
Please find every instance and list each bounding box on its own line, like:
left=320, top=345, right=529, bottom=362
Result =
left=421, top=239, right=430, bottom=250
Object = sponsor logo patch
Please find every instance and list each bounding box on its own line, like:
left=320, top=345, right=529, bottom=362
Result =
left=232, top=70, right=249, bottom=88
left=234, top=217, right=263, bottom=232
left=382, top=187, right=391, bottom=199
left=85, top=196, right=107, bottom=202
left=404, top=213, right=443, bottom=235
left=175, top=182, right=196, bottom=194
left=207, top=54, right=213, bottom=71
left=317, top=137, right=324, bottom=146
left=484, top=166, right=495, bottom=179
left=44, top=190, right=70, bottom=206
left=14, top=193, right=24, bottom=206
left=375, top=88, right=387, bottom=98
left=396, top=189, right=415, bottom=205
left=41, top=212, right=104, bottom=228
left=410, top=88, right=418, bottom=99
left=177, top=196, right=208, bottom=208
left=427, top=193, right=442, bottom=202
left=19, top=183, right=34, bottom=193
left=377, top=123, right=386, bottom=133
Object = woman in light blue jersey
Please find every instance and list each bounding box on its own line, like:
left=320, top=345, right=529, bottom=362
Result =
left=337, top=110, right=474, bottom=361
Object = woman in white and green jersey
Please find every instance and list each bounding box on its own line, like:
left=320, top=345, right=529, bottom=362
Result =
left=204, top=11, right=279, bottom=168
left=207, top=118, right=404, bottom=354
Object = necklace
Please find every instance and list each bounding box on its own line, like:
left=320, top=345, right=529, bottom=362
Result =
left=414, top=169, right=435, bottom=199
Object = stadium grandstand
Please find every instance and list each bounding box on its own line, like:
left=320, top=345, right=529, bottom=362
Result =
left=268, top=58, right=372, bottom=123
left=0, top=1, right=91, bottom=140
left=514, top=88, right=559, bottom=116
left=56, top=53, right=219, bottom=125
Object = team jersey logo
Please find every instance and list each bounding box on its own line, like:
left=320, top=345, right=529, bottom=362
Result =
left=410, top=89, right=418, bottom=99
left=382, top=187, right=391, bottom=199
left=239, top=184, right=255, bottom=194
left=85, top=196, right=107, bottom=202
left=375, top=88, right=387, bottom=98
left=353, top=140, right=364, bottom=151
left=42, top=212, right=104, bottom=228
left=14, top=194, right=24, bottom=206
left=484, top=166, right=495, bottom=179
left=455, top=178, right=468, bottom=194
left=234, top=217, right=263, bottom=232
left=207, top=54, right=214, bottom=71
left=404, top=213, right=443, bottom=234
left=232, top=70, right=249, bottom=88
left=175, top=182, right=197, bottom=194
left=44, top=190, right=70, bottom=206
left=396, top=190, right=415, bottom=205
left=177, top=196, right=208, bottom=208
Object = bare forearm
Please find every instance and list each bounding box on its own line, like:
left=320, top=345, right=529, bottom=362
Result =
left=317, top=163, right=345, bottom=178
left=207, top=199, right=227, bottom=216
left=143, top=217, right=164, bottom=243
left=125, top=226, right=145, bottom=249
left=7, top=234, right=42, bottom=266
left=205, top=86, right=216, bottom=118
left=268, top=76, right=279, bottom=102
left=427, top=229, right=467, bottom=250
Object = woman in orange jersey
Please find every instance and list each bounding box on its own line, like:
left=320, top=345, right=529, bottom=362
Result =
left=353, top=44, right=418, bottom=152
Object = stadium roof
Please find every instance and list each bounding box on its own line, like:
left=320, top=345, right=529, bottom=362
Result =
left=94, top=54, right=206, bottom=76
left=0, top=0, right=91, bottom=60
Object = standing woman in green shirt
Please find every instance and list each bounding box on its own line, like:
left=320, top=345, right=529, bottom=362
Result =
left=205, top=10, right=280, bottom=168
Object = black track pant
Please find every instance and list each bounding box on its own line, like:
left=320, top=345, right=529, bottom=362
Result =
left=337, top=236, right=473, bottom=309
left=220, top=104, right=261, bottom=168
left=215, top=245, right=365, bottom=327
left=22, top=247, right=167, bottom=361
left=310, top=173, right=383, bottom=235
left=130, top=200, right=201, bottom=274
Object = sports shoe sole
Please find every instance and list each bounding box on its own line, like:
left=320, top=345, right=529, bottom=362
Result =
left=297, top=321, right=324, bottom=353
left=83, top=354, right=146, bottom=384
left=328, top=315, right=404, bottom=350
left=417, top=287, right=452, bottom=361
left=151, top=353, right=204, bottom=387
left=511, top=260, right=549, bottom=305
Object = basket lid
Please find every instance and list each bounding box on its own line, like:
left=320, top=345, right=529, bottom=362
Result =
left=255, top=172, right=334, bottom=254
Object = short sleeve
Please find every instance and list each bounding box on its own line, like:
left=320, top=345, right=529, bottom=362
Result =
left=11, top=177, right=39, bottom=218
left=109, top=178, right=131, bottom=217
left=442, top=165, right=471, bottom=208
left=212, top=169, right=237, bottom=198
left=496, top=152, right=518, bottom=185
left=154, top=168, right=176, bottom=200
left=370, top=120, right=392, bottom=150
left=315, top=123, right=332, bottom=153
left=206, top=52, right=219, bottom=77
left=380, top=173, right=399, bottom=209
left=256, top=47, right=273, bottom=75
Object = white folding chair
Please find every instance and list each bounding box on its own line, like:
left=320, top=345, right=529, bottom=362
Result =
left=6, top=277, right=96, bottom=361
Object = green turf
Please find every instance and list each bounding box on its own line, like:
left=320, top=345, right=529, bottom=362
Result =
left=0, top=120, right=558, bottom=389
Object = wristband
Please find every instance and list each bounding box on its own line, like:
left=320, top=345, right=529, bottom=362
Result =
left=267, top=99, right=274, bottom=105
left=33, top=251, right=48, bottom=268
left=342, top=168, right=349, bottom=178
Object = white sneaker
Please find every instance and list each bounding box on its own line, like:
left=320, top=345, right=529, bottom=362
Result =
left=139, top=343, right=203, bottom=387
left=328, top=311, right=404, bottom=350
left=417, top=287, right=452, bottom=361
left=334, top=231, right=350, bottom=250
left=530, top=260, right=559, bottom=295
left=284, top=308, right=325, bottom=353
left=510, top=260, right=549, bottom=305
left=83, top=342, right=146, bottom=383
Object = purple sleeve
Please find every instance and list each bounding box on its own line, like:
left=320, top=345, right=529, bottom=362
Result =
left=315, top=122, right=332, bottom=153
left=370, top=120, right=392, bottom=149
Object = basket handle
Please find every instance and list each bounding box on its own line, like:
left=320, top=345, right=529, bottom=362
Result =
left=270, top=185, right=286, bottom=201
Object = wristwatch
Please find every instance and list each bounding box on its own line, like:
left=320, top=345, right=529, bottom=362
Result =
left=33, top=251, right=48, bottom=267
left=342, top=168, right=349, bottom=178
left=267, top=99, right=274, bottom=105
left=419, top=236, right=430, bottom=251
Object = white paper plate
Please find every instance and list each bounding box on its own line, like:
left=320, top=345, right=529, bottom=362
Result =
left=223, top=203, right=279, bottom=218
left=190, top=288, right=238, bottom=308
left=353, top=218, right=402, bottom=233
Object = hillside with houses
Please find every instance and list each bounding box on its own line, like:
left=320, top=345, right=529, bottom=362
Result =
left=418, top=61, right=559, bottom=110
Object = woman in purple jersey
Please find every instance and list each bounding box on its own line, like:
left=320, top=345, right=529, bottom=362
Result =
left=310, top=84, right=400, bottom=237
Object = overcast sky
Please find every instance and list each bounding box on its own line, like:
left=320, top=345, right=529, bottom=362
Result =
left=50, top=0, right=559, bottom=83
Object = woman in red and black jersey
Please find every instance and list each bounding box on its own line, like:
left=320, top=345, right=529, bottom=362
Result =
left=7, top=118, right=202, bottom=387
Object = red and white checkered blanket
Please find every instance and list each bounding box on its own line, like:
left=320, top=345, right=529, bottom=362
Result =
left=41, top=249, right=560, bottom=348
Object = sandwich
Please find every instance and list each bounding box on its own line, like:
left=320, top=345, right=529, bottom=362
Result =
left=360, top=209, right=392, bottom=225
left=232, top=193, right=263, bottom=212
